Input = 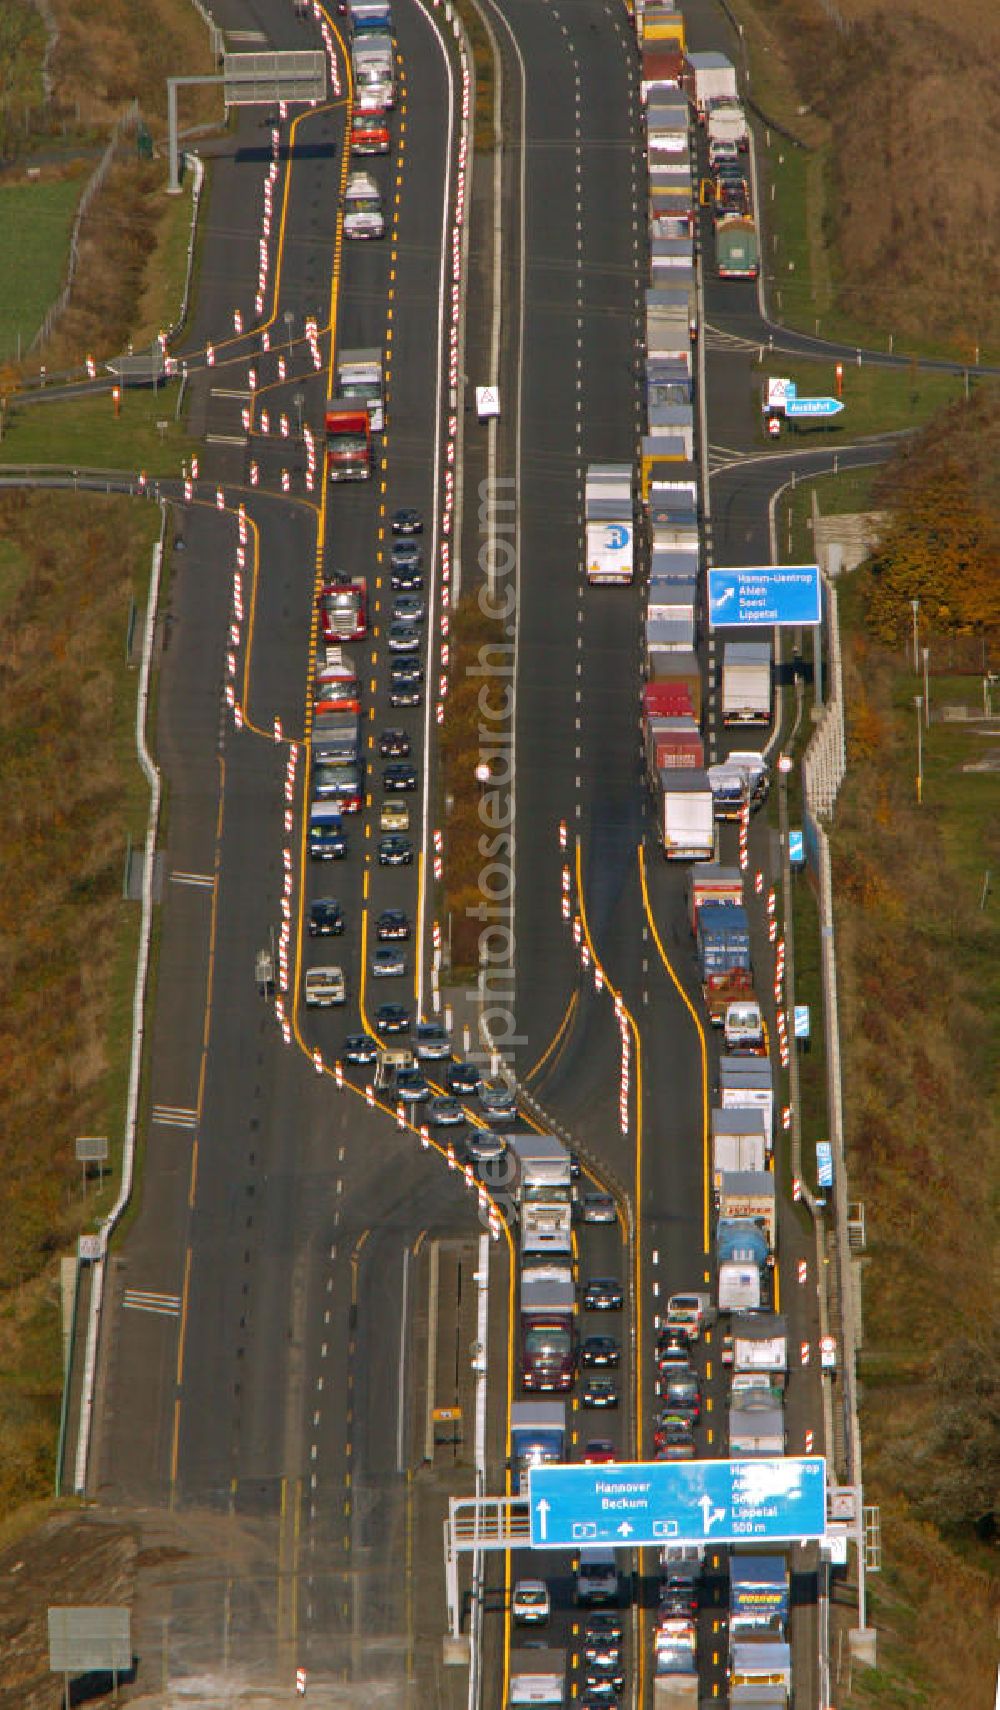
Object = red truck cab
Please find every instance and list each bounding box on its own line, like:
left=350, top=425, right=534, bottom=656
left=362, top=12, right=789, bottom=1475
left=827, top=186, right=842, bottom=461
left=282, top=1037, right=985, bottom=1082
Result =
left=520, top=1266, right=576, bottom=1393
left=318, top=577, right=368, bottom=644
left=325, top=402, right=372, bottom=481
left=350, top=108, right=390, bottom=155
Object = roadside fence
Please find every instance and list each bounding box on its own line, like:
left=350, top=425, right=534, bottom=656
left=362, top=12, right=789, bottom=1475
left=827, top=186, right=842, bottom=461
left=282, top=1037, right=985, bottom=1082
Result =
left=29, top=100, right=142, bottom=355
left=801, top=576, right=862, bottom=1487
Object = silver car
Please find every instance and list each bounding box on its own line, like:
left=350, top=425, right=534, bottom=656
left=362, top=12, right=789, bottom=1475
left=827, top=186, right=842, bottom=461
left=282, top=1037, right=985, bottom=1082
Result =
left=416, top=1021, right=451, bottom=1061
left=478, top=1082, right=517, bottom=1122
left=392, top=593, right=425, bottom=625
left=429, top=1096, right=465, bottom=1127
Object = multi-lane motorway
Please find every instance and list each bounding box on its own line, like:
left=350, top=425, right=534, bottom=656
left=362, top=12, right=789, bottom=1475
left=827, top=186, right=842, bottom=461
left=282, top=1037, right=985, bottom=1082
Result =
left=66, top=0, right=907, bottom=1701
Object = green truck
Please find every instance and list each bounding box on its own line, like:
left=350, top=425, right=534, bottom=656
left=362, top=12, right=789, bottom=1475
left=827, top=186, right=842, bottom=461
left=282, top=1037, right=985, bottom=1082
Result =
left=716, top=215, right=759, bottom=280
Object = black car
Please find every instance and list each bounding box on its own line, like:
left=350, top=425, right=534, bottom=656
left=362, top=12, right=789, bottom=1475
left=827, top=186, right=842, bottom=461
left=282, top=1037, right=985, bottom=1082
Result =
left=581, top=1336, right=620, bottom=1370
left=659, top=1572, right=698, bottom=1614
left=569, top=1150, right=581, bottom=1179
left=447, top=1061, right=482, bottom=1096
left=309, top=821, right=349, bottom=860
left=375, top=1002, right=411, bottom=1035
left=583, top=1277, right=624, bottom=1312
left=396, top=1067, right=431, bottom=1103
left=308, top=898, right=344, bottom=936
left=582, top=1375, right=619, bottom=1409
left=390, top=657, right=423, bottom=685
left=376, top=908, right=410, bottom=941
left=378, top=834, right=414, bottom=866
left=584, top=1657, right=625, bottom=1693
left=655, top=1331, right=690, bottom=1371
left=389, top=682, right=421, bottom=708
left=577, top=1688, right=620, bottom=1710
left=658, top=1588, right=697, bottom=1620
left=584, top=1613, right=624, bottom=1651
left=383, top=762, right=418, bottom=792
left=379, top=727, right=411, bottom=758
left=342, top=1033, right=378, bottom=1065
left=390, top=563, right=424, bottom=592
left=391, top=507, right=423, bottom=536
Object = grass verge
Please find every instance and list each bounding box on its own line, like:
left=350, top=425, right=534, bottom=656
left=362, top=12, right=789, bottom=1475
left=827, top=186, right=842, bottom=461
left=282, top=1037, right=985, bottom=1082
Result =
left=440, top=596, right=505, bottom=985
left=0, top=492, right=163, bottom=1510
left=768, top=456, right=999, bottom=1706
left=726, top=0, right=1000, bottom=362
left=0, top=386, right=198, bottom=474
left=752, top=357, right=988, bottom=441
left=131, top=172, right=199, bottom=349
left=0, top=169, right=89, bottom=364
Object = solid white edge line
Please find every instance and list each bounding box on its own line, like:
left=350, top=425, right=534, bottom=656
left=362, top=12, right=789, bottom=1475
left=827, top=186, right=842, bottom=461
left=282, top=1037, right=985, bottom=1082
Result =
left=396, top=1242, right=411, bottom=1472
left=414, top=0, right=457, bottom=1022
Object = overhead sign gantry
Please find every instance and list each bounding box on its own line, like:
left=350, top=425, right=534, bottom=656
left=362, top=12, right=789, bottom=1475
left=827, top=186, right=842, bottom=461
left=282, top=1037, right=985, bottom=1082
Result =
left=527, top=1457, right=828, bottom=1549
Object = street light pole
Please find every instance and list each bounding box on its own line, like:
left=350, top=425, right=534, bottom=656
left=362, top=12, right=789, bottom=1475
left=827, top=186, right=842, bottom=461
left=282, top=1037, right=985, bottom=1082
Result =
left=914, top=695, right=923, bottom=804
left=910, top=598, right=920, bottom=672
left=922, top=646, right=930, bottom=727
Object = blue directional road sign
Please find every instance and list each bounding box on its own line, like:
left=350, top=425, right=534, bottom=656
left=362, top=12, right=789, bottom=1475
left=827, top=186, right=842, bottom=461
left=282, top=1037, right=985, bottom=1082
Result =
left=788, top=829, right=805, bottom=865
left=708, top=565, right=822, bottom=629
left=784, top=395, right=844, bottom=419
left=527, top=1457, right=827, bottom=1550
left=816, top=1142, right=834, bottom=1187
left=794, top=1005, right=811, bottom=1040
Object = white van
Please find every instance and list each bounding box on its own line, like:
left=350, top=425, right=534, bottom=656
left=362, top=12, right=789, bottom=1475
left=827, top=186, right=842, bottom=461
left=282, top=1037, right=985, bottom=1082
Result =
left=344, top=171, right=384, bottom=240
left=575, top=1547, right=619, bottom=1606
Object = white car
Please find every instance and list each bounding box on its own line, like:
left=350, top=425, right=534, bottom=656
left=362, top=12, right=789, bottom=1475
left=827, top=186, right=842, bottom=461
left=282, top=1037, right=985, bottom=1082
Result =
left=512, top=1579, right=551, bottom=1625
left=304, top=966, right=346, bottom=1007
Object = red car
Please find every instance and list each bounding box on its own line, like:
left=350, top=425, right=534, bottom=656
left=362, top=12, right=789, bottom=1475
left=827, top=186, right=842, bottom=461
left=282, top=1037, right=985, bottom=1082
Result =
left=583, top=1439, right=617, bottom=1464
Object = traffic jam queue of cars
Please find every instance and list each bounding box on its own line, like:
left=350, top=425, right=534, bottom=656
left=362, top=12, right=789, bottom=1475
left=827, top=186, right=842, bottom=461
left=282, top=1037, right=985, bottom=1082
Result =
left=305, top=0, right=427, bottom=1039
left=307, top=0, right=549, bottom=1116
left=507, top=10, right=797, bottom=1709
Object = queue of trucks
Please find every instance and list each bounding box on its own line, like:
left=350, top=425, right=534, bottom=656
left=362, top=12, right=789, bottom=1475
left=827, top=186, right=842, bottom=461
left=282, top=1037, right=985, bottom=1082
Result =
left=511, top=3, right=804, bottom=1705
left=629, top=16, right=773, bottom=857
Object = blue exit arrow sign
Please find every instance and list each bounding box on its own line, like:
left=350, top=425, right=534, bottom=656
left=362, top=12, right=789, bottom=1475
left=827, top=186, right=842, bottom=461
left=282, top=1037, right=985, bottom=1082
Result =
left=528, top=1458, right=827, bottom=1549
left=784, top=396, right=844, bottom=419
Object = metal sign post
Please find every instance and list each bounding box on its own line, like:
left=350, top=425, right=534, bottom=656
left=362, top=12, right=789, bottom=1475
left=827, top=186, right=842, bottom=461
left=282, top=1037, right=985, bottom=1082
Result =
left=166, top=53, right=326, bottom=193
left=75, top=1136, right=109, bottom=1199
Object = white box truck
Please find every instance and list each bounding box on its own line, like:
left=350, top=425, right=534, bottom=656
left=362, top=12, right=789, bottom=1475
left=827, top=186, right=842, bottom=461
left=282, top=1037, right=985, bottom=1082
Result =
left=686, top=50, right=738, bottom=120
left=657, top=768, right=715, bottom=860
left=335, top=347, right=384, bottom=432
left=585, top=463, right=634, bottom=585
left=711, top=1107, right=768, bottom=1186
left=722, top=641, right=772, bottom=725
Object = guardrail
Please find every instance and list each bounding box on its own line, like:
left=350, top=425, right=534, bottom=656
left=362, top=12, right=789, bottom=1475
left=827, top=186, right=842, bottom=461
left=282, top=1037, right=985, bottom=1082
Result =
left=801, top=579, right=859, bottom=1473
left=72, top=499, right=168, bottom=1492
left=801, top=580, right=864, bottom=1504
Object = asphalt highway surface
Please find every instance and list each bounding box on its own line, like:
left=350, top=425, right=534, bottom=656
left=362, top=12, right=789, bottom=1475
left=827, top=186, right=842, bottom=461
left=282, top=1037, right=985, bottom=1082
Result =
left=67, top=0, right=910, bottom=1696
left=89, top=0, right=505, bottom=1699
